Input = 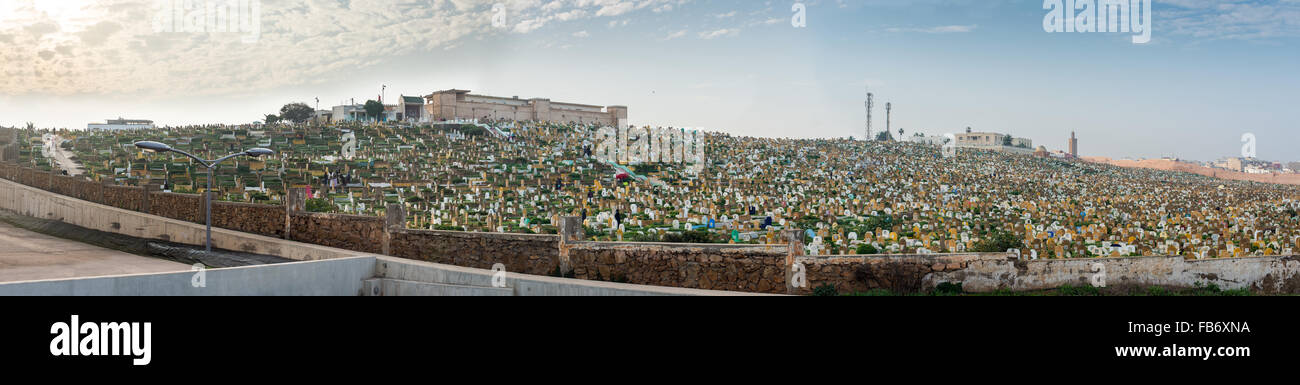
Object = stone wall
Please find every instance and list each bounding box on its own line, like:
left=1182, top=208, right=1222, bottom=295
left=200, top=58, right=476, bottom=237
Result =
left=102, top=185, right=142, bottom=211
left=73, top=180, right=102, bottom=203
left=0, top=162, right=15, bottom=180
left=21, top=168, right=49, bottom=190
left=794, top=253, right=1005, bottom=295
left=289, top=212, right=384, bottom=254
left=212, top=201, right=286, bottom=238
left=389, top=229, right=560, bottom=275
left=567, top=242, right=790, bottom=293
left=49, top=174, right=80, bottom=197
left=149, top=192, right=204, bottom=223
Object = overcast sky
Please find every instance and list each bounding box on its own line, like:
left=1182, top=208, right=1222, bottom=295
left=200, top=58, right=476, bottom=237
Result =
left=1, top=0, right=1298, bottom=162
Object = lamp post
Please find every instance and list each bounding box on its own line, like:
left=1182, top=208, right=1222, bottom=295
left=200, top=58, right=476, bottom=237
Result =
left=134, top=141, right=274, bottom=252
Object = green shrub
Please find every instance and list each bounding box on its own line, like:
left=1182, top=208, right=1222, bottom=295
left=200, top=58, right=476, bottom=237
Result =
left=305, top=198, right=334, bottom=213
left=812, top=284, right=838, bottom=297
left=1057, top=284, right=1101, bottom=296
left=973, top=231, right=1025, bottom=253
left=931, top=282, right=963, bottom=296
left=661, top=230, right=719, bottom=244
left=848, top=289, right=897, bottom=296
left=1144, top=286, right=1175, bottom=296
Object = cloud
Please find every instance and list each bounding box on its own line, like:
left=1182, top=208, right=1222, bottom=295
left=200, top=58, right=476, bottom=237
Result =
left=1158, top=0, right=1300, bottom=41
left=698, top=28, right=739, bottom=39
left=0, top=0, right=693, bottom=96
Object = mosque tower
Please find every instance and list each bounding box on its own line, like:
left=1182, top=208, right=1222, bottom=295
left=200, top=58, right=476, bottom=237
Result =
left=1069, top=131, right=1078, bottom=158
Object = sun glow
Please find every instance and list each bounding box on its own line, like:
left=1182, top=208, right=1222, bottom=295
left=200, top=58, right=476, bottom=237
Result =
left=1, top=0, right=97, bottom=30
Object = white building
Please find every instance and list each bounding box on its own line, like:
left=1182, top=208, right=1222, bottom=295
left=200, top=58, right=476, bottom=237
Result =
left=88, top=118, right=154, bottom=130
left=954, top=132, right=1034, bottom=155
left=907, top=134, right=951, bottom=147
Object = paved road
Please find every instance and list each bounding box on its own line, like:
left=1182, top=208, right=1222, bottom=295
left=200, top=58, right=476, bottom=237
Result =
left=0, top=221, right=190, bottom=283
left=45, top=135, right=84, bottom=176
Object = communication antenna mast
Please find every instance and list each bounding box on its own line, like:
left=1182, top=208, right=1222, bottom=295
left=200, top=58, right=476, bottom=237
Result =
left=865, top=87, right=873, bottom=141
left=885, top=102, right=892, bottom=141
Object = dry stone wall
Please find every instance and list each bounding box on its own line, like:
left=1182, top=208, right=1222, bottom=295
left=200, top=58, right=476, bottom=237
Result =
left=73, top=180, right=102, bottom=203
left=389, top=229, right=560, bottom=275
left=289, top=212, right=384, bottom=254
left=212, top=201, right=286, bottom=238
left=567, top=242, right=789, bottom=293
left=102, top=185, right=142, bottom=212
left=148, top=192, right=203, bottom=223
left=50, top=175, right=80, bottom=197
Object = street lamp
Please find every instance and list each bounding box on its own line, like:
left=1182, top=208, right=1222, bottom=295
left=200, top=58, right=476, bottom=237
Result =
left=134, top=141, right=275, bottom=251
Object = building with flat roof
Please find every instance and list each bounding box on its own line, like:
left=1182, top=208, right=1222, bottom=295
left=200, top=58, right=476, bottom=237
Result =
left=88, top=118, right=154, bottom=130
left=424, top=89, right=627, bottom=126
left=954, top=132, right=1033, bottom=155
left=331, top=104, right=366, bottom=122
left=399, top=95, right=423, bottom=122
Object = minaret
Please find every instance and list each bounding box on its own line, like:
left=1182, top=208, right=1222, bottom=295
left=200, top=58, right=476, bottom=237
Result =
left=1069, top=131, right=1078, bottom=158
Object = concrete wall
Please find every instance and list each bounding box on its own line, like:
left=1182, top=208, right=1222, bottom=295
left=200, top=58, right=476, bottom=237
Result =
left=369, top=256, right=762, bottom=296
left=0, top=257, right=377, bottom=296
left=0, top=254, right=766, bottom=296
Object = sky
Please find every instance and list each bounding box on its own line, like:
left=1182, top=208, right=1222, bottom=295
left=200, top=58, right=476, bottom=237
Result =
left=1, top=0, right=1298, bottom=162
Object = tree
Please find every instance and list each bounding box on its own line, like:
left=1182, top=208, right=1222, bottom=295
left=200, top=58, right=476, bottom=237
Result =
left=875, top=131, right=891, bottom=141
left=264, top=114, right=281, bottom=125
left=1002, top=134, right=1013, bottom=146
left=279, top=103, right=314, bottom=124
left=364, top=100, right=385, bottom=121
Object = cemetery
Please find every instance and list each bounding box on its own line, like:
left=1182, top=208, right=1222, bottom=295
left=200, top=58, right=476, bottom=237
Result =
left=2, top=117, right=1300, bottom=294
